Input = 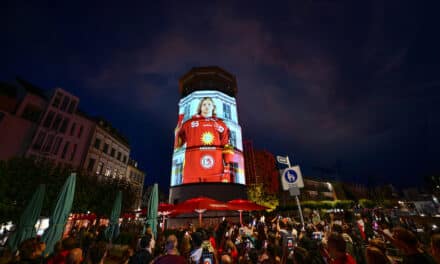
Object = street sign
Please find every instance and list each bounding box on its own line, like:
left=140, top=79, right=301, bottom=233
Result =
left=276, top=155, right=290, bottom=166
left=289, top=186, right=300, bottom=196
left=281, top=166, right=304, bottom=190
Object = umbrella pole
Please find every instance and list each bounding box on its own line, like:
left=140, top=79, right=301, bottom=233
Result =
left=162, top=216, right=165, bottom=231
left=199, top=213, right=202, bottom=226
left=239, top=210, right=243, bottom=226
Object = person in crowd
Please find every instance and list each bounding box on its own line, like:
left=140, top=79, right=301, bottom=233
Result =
left=189, top=232, right=203, bottom=264
left=326, top=232, right=357, bottom=264
left=130, top=234, right=154, bottom=264
left=380, top=226, right=436, bottom=264
left=152, top=234, right=187, bottom=264
left=365, top=245, right=391, bottom=264
left=219, top=253, right=233, bottom=264
left=88, top=241, right=107, bottom=264
left=179, top=232, right=192, bottom=260
left=430, top=233, right=440, bottom=263
left=16, top=238, right=44, bottom=264
left=120, top=247, right=134, bottom=264
left=66, top=248, right=83, bottom=264
left=48, top=237, right=78, bottom=264
left=221, top=239, right=238, bottom=263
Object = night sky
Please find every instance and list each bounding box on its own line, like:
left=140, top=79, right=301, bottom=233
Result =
left=1, top=1, right=439, bottom=191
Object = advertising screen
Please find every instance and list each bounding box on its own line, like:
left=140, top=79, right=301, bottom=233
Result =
left=170, top=90, right=245, bottom=186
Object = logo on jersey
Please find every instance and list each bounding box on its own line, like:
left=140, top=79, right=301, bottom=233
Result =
left=201, top=132, right=215, bottom=145
left=200, top=155, right=214, bottom=169
left=215, top=123, right=224, bottom=133
left=191, top=121, right=199, bottom=128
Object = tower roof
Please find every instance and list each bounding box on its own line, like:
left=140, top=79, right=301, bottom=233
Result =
left=179, top=66, right=238, bottom=97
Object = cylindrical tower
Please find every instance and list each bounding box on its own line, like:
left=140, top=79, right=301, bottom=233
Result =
left=169, top=66, right=247, bottom=204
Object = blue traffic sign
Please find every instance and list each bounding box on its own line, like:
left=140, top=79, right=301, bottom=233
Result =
left=284, top=168, right=298, bottom=183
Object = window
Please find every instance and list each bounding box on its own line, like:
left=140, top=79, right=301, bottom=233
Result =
left=61, top=141, right=70, bottom=159
left=105, top=166, right=112, bottom=177
left=43, top=111, right=55, bottom=128
left=52, top=92, right=62, bottom=108
left=230, top=130, right=237, bottom=147
left=117, top=151, right=121, bottom=161
left=94, top=138, right=101, bottom=149
left=70, top=144, right=77, bottom=161
left=33, top=131, right=46, bottom=150
left=59, top=118, right=70, bottom=134
left=52, top=137, right=62, bottom=155
left=174, top=160, right=183, bottom=185
left=67, top=100, right=77, bottom=114
left=43, top=134, right=54, bottom=153
left=184, top=105, right=190, bottom=121
left=123, top=155, right=127, bottom=163
left=110, top=148, right=115, bottom=157
left=70, top=122, right=76, bottom=136
left=52, top=114, right=63, bottom=130
left=223, top=103, right=231, bottom=120
left=96, top=162, right=104, bottom=175
left=78, top=125, right=83, bottom=138
left=113, top=168, right=118, bottom=178
left=87, top=158, right=96, bottom=171
left=103, top=143, right=109, bottom=154
left=60, top=96, right=70, bottom=111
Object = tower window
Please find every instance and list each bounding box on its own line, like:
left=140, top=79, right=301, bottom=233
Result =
left=230, top=130, right=237, bottom=147
left=223, top=103, right=231, bottom=120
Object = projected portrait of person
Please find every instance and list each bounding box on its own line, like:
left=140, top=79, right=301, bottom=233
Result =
left=175, top=97, right=231, bottom=183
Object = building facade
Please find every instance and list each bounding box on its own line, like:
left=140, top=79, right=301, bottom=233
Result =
left=83, top=118, right=130, bottom=182
left=26, top=88, right=95, bottom=168
left=243, top=140, right=257, bottom=185
left=0, top=79, right=144, bottom=208
left=126, top=159, right=145, bottom=209
left=254, top=150, right=279, bottom=195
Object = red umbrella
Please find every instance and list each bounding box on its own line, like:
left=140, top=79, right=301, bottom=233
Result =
left=158, top=203, right=175, bottom=213
left=227, top=199, right=268, bottom=226
left=173, top=196, right=230, bottom=225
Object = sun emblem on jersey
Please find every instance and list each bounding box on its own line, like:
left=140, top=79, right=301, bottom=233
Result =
left=201, top=132, right=215, bottom=145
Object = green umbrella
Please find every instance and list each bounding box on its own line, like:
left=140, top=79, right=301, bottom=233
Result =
left=144, top=183, right=158, bottom=238
left=42, top=173, right=76, bottom=256
left=7, top=184, right=45, bottom=252
left=105, top=190, right=122, bottom=242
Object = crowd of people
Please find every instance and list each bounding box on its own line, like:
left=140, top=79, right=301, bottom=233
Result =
left=1, top=210, right=440, bottom=264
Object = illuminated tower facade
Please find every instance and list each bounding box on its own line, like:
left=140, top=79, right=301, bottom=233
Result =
left=169, top=66, right=247, bottom=204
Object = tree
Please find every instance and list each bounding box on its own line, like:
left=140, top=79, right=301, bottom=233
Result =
left=247, top=184, right=278, bottom=211
left=0, top=157, right=139, bottom=224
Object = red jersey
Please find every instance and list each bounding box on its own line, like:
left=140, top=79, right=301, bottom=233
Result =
left=177, top=115, right=229, bottom=148
left=330, top=254, right=357, bottom=264
left=177, top=115, right=230, bottom=184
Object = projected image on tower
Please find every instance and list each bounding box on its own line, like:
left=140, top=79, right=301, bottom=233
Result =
left=171, top=91, right=245, bottom=186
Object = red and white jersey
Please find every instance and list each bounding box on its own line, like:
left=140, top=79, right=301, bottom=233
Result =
left=176, top=115, right=230, bottom=184
left=177, top=115, right=230, bottom=148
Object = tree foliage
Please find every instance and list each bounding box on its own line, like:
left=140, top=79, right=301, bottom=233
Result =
left=247, top=184, right=278, bottom=211
left=0, top=158, right=138, bottom=224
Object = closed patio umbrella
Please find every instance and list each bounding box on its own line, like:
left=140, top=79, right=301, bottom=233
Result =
left=42, top=173, right=76, bottom=256
left=105, top=190, right=122, bottom=242
left=7, top=184, right=45, bottom=252
left=144, top=183, right=158, bottom=238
